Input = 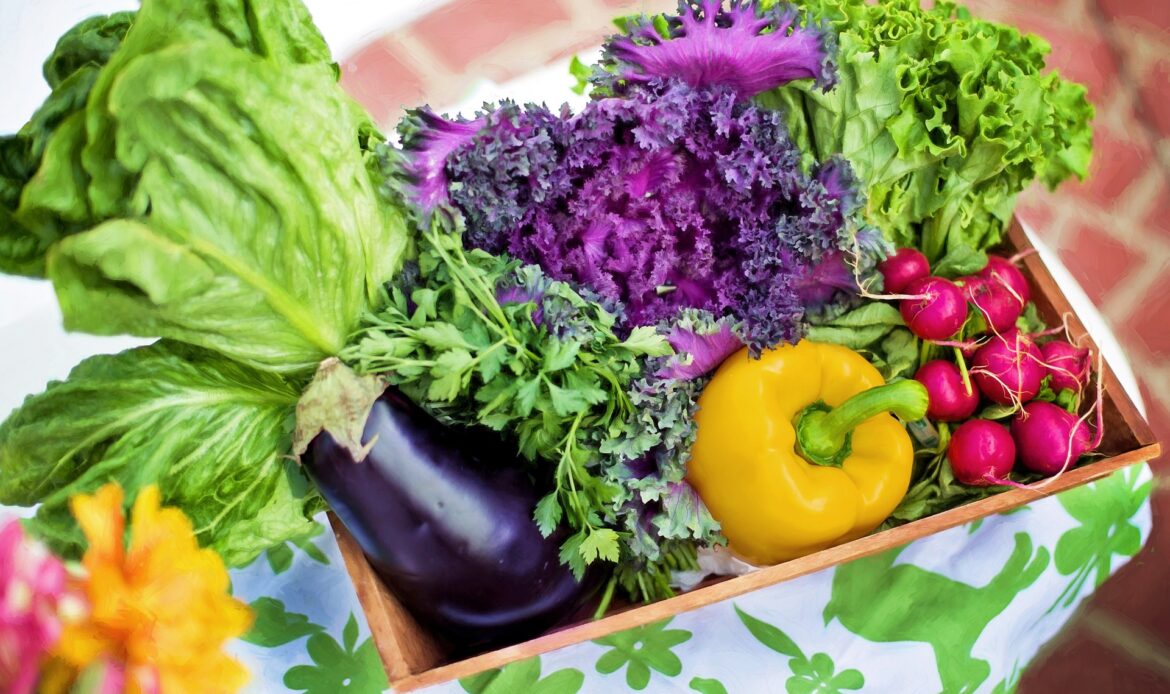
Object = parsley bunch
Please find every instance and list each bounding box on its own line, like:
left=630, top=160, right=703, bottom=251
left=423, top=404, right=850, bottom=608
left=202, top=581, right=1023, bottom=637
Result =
left=344, top=215, right=672, bottom=580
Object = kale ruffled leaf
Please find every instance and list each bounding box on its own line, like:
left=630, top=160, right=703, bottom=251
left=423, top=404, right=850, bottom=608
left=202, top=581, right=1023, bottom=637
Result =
left=0, top=341, right=323, bottom=566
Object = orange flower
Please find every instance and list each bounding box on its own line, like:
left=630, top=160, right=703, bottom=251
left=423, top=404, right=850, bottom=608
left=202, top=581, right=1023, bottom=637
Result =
left=51, top=483, right=252, bottom=694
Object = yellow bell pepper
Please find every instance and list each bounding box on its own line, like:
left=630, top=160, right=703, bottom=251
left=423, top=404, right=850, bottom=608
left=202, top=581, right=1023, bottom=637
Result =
left=687, top=340, right=927, bottom=565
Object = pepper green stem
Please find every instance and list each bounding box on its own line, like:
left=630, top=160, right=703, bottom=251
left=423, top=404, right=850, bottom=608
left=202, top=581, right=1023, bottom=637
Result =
left=796, top=380, right=930, bottom=467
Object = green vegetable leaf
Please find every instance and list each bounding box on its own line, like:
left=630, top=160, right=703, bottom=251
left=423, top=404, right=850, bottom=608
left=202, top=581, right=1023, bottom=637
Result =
left=0, top=12, right=133, bottom=277
left=933, top=243, right=989, bottom=279
left=569, top=55, right=592, bottom=96
left=579, top=528, right=622, bottom=564
left=770, top=0, right=1094, bottom=259
left=9, top=1, right=410, bottom=374
left=242, top=597, right=324, bottom=647
left=1016, top=302, right=1047, bottom=334
left=0, top=341, right=321, bottom=566
left=46, top=37, right=408, bottom=374
left=621, top=326, right=673, bottom=357
left=533, top=492, right=563, bottom=538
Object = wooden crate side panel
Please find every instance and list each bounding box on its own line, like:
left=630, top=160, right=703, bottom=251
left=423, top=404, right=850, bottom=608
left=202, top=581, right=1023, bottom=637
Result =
left=330, top=516, right=446, bottom=681
left=390, top=444, right=1159, bottom=691
left=1005, top=221, right=1155, bottom=450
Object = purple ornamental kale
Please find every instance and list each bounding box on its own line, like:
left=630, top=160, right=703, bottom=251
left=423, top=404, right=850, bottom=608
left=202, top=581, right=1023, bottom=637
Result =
left=397, top=107, right=484, bottom=212
left=657, top=310, right=742, bottom=380
left=600, top=0, right=836, bottom=98
left=401, top=0, right=859, bottom=353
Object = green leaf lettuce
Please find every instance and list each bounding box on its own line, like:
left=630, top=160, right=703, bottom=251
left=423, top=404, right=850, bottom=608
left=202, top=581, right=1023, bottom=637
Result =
left=0, top=341, right=322, bottom=566
left=763, top=0, right=1093, bottom=260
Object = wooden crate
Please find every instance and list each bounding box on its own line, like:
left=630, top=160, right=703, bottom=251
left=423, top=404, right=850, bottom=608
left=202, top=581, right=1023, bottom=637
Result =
left=333, top=219, right=1162, bottom=692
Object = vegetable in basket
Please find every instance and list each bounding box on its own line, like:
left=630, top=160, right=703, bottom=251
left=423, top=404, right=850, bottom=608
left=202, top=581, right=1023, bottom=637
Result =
left=303, top=366, right=592, bottom=650
left=762, top=0, right=1094, bottom=260
left=686, top=341, right=927, bottom=564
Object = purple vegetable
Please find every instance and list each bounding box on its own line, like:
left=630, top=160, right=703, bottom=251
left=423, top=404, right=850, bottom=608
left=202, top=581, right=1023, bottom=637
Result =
left=970, top=330, right=1045, bottom=406
left=410, top=82, right=853, bottom=351
left=400, top=2, right=854, bottom=353
left=900, top=276, right=967, bottom=340
left=1011, top=401, right=1092, bottom=476
left=915, top=359, right=980, bottom=422
left=948, top=419, right=1017, bottom=486
left=658, top=317, right=743, bottom=380
left=979, top=255, right=1030, bottom=308
left=306, top=389, right=592, bottom=651
left=598, top=0, right=835, bottom=98
left=967, top=277, right=1023, bottom=333
left=1039, top=341, right=1091, bottom=395
left=397, top=107, right=485, bottom=213
left=879, top=248, right=930, bottom=294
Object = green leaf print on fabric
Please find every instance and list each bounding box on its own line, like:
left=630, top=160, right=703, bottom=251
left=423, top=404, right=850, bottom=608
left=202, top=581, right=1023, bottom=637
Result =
left=688, top=676, right=730, bottom=694
left=266, top=521, right=330, bottom=574
left=593, top=618, right=693, bottom=690
left=458, top=657, right=584, bottom=694
left=824, top=533, right=1049, bottom=694
left=283, top=614, right=388, bottom=694
left=242, top=597, right=324, bottom=647
left=1052, top=464, right=1151, bottom=610
left=736, top=606, right=864, bottom=694
left=968, top=506, right=1030, bottom=535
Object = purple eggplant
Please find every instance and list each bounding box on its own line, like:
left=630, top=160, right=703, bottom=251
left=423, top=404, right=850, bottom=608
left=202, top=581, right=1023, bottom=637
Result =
left=306, top=388, right=593, bottom=651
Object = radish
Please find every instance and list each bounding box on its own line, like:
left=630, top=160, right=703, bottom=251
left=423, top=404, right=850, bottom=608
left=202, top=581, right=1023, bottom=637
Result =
left=915, top=360, right=980, bottom=422
left=948, top=419, right=1017, bottom=486
left=879, top=248, right=931, bottom=294
left=966, top=277, right=1023, bottom=333
left=970, top=330, right=1044, bottom=406
left=900, top=276, right=967, bottom=340
left=1039, top=341, right=1091, bottom=395
left=979, top=255, right=1030, bottom=308
left=957, top=275, right=986, bottom=302
left=1011, top=401, right=1092, bottom=476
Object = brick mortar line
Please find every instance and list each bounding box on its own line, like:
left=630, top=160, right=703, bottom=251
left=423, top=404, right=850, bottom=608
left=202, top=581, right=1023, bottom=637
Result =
left=1089, top=0, right=1170, bottom=184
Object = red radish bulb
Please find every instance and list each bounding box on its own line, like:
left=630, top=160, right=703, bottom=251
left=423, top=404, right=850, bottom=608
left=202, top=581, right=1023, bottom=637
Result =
left=965, top=277, right=1023, bottom=333
left=957, top=275, right=987, bottom=302
left=948, top=419, right=1017, bottom=486
left=1039, top=341, right=1091, bottom=395
left=1011, top=401, right=1092, bottom=475
left=979, top=255, right=1030, bottom=307
left=900, top=277, right=967, bottom=340
left=915, top=360, right=980, bottom=422
left=879, top=248, right=931, bottom=294
left=970, top=330, right=1045, bottom=406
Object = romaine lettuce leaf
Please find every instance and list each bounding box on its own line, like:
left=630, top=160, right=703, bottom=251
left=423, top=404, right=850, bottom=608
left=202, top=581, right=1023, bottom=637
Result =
left=0, top=341, right=322, bottom=566
left=47, top=37, right=408, bottom=374
left=7, top=1, right=410, bottom=374
left=0, top=12, right=133, bottom=276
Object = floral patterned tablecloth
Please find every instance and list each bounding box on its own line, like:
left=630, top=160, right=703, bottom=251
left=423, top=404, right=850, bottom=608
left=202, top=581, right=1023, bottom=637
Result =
left=216, top=462, right=1152, bottom=694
